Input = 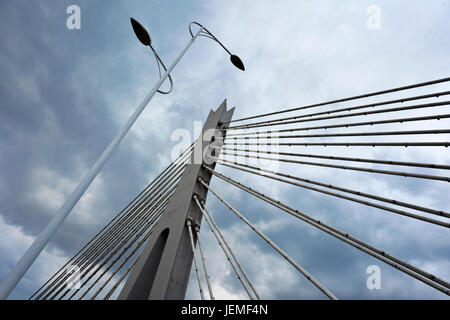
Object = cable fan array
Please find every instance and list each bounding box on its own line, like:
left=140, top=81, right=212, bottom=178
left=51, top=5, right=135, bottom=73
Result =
left=191, top=76, right=450, bottom=299
left=32, top=76, right=450, bottom=300
left=30, top=143, right=195, bottom=300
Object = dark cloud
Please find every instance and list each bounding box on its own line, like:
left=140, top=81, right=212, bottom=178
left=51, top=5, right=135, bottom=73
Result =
left=1, top=0, right=449, bottom=300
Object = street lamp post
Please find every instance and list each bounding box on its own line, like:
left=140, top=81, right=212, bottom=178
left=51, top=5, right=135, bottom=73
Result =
left=0, top=18, right=244, bottom=300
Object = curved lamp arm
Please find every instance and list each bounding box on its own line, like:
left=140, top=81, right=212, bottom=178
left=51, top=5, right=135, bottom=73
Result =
left=130, top=17, right=245, bottom=96
left=189, top=22, right=245, bottom=71
left=130, top=17, right=174, bottom=94
left=150, top=45, right=174, bottom=94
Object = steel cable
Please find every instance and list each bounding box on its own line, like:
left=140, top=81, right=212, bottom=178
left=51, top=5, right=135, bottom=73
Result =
left=44, top=173, right=181, bottom=300
left=223, top=77, right=450, bottom=124
left=199, top=178, right=338, bottom=300
left=204, top=166, right=450, bottom=295
left=33, top=144, right=194, bottom=299
left=221, top=147, right=450, bottom=171
left=227, top=100, right=450, bottom=130
left=225, top=114, right=450, bottom=138
left=215, top=160, right=450, bottom=228
left=220, top=151, right=450, bottom=183
left=194, top=196, right=260, bottom=300
left=224, top=91, right=450, bottom=128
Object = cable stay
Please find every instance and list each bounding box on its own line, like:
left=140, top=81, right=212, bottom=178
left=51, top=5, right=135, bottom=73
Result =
left=198, top=178, right=338, bottom=300
left=31, top=77, right=450, bottom=300
left=194, top=195, right=260, bottom=300
left=215, top=159, right=450, bottom=228
left=203, top=165, right=450, bottom=295
left=223, top=76, right=450, bottom=124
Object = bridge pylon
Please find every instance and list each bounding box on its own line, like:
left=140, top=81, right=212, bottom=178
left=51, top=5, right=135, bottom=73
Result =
left=118, top=99, right=234, bottom=299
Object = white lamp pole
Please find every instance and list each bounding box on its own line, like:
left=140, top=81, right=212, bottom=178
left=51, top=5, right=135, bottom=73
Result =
left=0, top=18, right=244, bottom=299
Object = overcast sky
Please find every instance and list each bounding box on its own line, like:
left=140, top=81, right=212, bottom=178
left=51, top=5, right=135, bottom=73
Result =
left=0, top=0, right=449, bottom=300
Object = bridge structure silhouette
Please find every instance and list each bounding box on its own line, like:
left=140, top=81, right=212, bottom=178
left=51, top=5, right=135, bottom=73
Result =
left=29, top=77, right=450, bottom=300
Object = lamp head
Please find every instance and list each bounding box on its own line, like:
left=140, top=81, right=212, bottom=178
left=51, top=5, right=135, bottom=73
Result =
left=130, top=17, right=151, bottom=46
left=230, top=54, right=245, bottom=71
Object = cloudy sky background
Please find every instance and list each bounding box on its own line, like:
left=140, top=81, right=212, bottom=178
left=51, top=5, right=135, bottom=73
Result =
left=0, top=0, right=449, bottom=300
